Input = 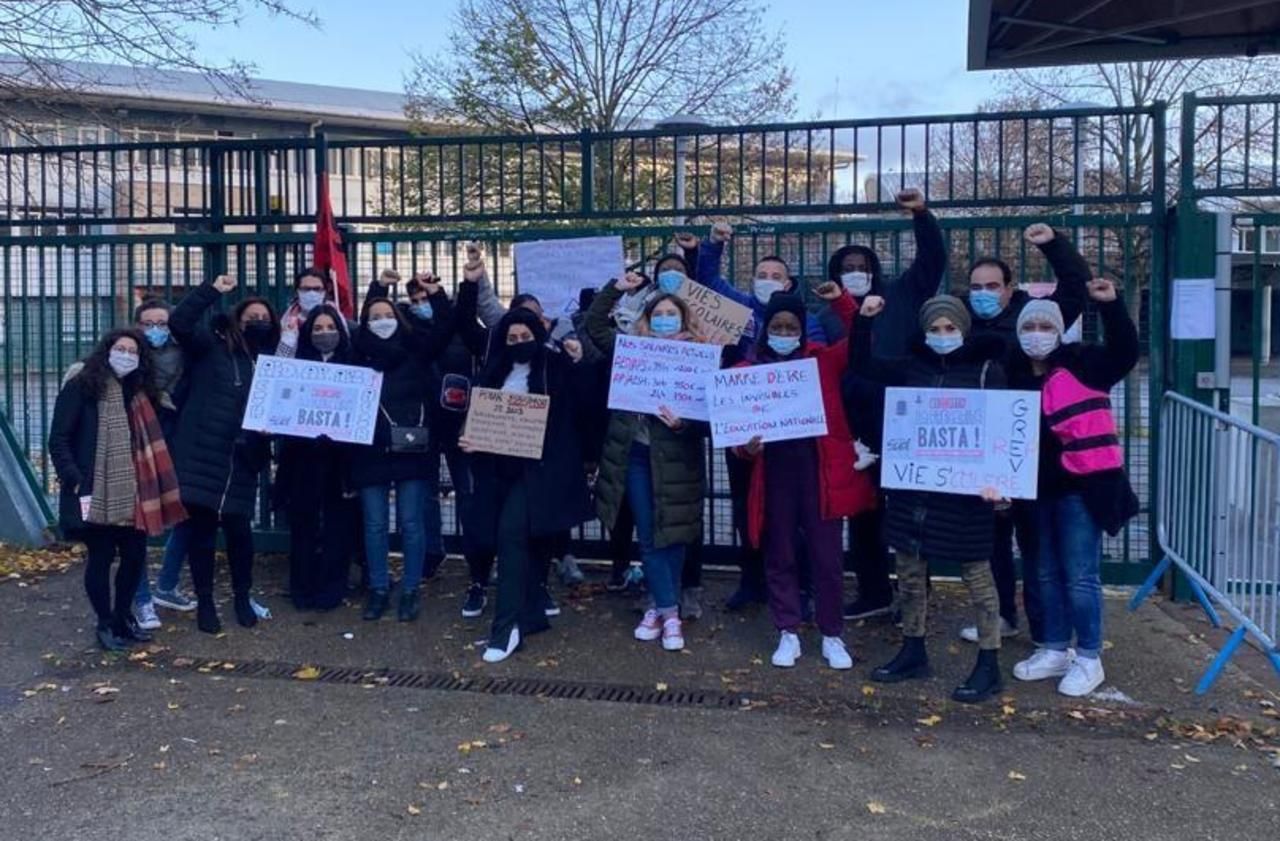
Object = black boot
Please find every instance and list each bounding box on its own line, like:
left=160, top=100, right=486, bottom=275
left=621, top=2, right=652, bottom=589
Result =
left=952, top=649, right=1003, bottom=704
left=233, top=594, right=258, bottom=628
left=397, top=587, right=421, bottom=622
left=96, top=624, right=129, bottom=652
left=196, top=595, right=222, bottom=635
left=115, top=614, right=153, bottom=644
left=870, top=636, right=930, bottom=683
left=363, top=589, right=389, bottom=621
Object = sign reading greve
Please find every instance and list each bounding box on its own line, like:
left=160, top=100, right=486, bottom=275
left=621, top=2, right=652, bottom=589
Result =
left=241, top=356, right=382, bottom=444
left=607, top=334, right=722, bottom=421
left=676, top=278, right=754, bottom=345
left=513, top=235, right=625, bottom=317
left=707, top=358, right=827, bottom=448
left=880, top=387, right=1041, bottom=500
left=462, top=387, right=551, bottom=460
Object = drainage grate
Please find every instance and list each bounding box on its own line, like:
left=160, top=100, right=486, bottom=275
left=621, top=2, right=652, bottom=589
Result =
left=145, top=653, right=756, bottom=712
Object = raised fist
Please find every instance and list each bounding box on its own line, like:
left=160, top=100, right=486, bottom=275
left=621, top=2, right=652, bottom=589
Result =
left=462, top=246, right=486, bottom=283
left=1087, top=277, right=1117, bottom=302
left=616, top=271, right=646, bottom=292
left=562, top=338, right=583, bottom=363
left=814, top=281, right=843, bottom=301
left=859, top=294, right=886, bottom=318
left=1024, top=223, right=1055, bottom=245
left=896, top=188, right=925, bottom=213
left=380, top=269, right=401, bottom=286
left=212, top=274, right=237, bottom=294
left=674, top=232, right=699, bottom=251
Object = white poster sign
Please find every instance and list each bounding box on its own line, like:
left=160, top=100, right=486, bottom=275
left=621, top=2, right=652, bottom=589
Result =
left=241, top=356, right=383, bottom=444
left=607, top=334, right=722, bottom=421
left=513, top=235, right=625, bottom=316
left=707, top=358, right=827, bottom=448
left=880, top=387, right=1042, bottom=500
left=1170, top=277, right=1216, bottom=340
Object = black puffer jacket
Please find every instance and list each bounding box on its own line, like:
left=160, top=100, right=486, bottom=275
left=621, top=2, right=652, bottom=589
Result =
left=169, top=281, right=273, bottom=518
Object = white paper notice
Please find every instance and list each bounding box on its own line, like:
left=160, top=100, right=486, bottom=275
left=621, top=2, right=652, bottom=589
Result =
left=607, top=334, right=722, bottom=421
left=513, top=235, right=625, bottom=317
left=1170, top=277, right=1216, bottom=340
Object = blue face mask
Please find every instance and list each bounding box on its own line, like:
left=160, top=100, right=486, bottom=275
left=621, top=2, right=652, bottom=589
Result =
left=767, top=333, right=802, bottom=356
left=410, top=301, right=433, bottom=321
left=143, top=325, right=170, bottom=348
left=925, top=333, right=963, bottom=355
left=657, top=270, right=685, bottom=295
left=969, top=289, right=1004, bottom=319
left=649, top=313, right=682, bottom=336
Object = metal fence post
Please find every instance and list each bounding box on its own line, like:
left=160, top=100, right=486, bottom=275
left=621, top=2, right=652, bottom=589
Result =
left=579, top=128, right=594, bottom=216
left=204, top=145, right=227, bottom=283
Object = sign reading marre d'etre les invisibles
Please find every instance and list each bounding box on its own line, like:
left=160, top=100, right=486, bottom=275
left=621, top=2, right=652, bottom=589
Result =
left=880, top=387, right=1041, bottom=500
left=707, top=358, right=827, bottom=448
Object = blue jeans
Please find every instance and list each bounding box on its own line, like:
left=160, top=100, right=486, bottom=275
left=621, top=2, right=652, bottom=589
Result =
left=134, top=519, right=192, bottom=606
left=361, top=480, right=428, bottom=593
left=1037, top=494, right=1104, bottom=659
left=424, top=439, right=472, bottom=563
left=626, top=444, right=685, bottom=611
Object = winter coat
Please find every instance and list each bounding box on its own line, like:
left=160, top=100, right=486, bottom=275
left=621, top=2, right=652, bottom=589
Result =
left=586, top=282, right=707, bottom=549
left=169, top=281, right=273, bottom=518
left=848, top=321, right=1009, bottom=564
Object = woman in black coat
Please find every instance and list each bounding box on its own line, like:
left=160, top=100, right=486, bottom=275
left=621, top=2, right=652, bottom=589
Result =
left=461, top=306, right=591, bottom=664
left=170, top=273, right=280, bottom=635
left=349, top=282, right=458, bottom=622
left=274, top=304, right=358, bottom=612
left=848, top=295, right=1009, bottom=703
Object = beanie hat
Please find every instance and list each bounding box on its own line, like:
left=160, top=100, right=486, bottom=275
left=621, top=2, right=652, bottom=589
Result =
left=919, top=295, right=972, bottom=337
left=1016, top=299, right=1065, bottom=336
left=758, top=292, right=808, bottom=349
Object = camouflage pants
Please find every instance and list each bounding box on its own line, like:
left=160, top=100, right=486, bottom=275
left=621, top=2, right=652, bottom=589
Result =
left=897, top=554, right=1002, bottom=650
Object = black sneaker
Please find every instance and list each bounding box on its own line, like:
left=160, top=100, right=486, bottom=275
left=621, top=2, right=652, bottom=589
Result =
left=541, top=586, right=561, bottom=617
left=96, top=625, right=129, bottom=652
left=398, top=588, right=421, bottom=622
left=461, top=584, right=487, bottom=618
left=196, top=597, right=222, bottom=635
left=843, top=596, right=894, bottom=621
left=363, top=589, right=389, bottom=621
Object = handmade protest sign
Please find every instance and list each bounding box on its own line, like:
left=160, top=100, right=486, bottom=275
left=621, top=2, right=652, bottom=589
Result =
left=513, top=235, right=624, bottom=316
left=607, top=334, right=722, bottom=421
left=707, top=358, right=827, bottom=447
left=676, top=278, right=754, bottom=345
left=462, top=387, right=551, bottom=459
left=241, top=356, right=382, bottom=444
left=880, top=387, right=1041, bottom=500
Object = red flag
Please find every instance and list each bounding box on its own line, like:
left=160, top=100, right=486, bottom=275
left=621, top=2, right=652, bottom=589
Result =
left=313, top=173, right=353, bottom=318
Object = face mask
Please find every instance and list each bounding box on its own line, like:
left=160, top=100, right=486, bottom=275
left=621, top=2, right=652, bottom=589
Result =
left=143, top=325, right=170, bottom=348
left=767, top=334, right=801, bottom=356
left=969, top=289, right=1004, bottom=319
left=841, top=271, right=872, bottom=297
left=657, top=270, right=685, bottom=295
left=753, top=278, right=785, bottom=304
left=242, top=321, right=274, bottom=349
left=649, top=313, right=682, bottom=336
left=108, top=349, right=139, bottom=377
left=508, top=340, right=537, bottom=364
left=368, top=318, right=398, bottom=340
left=925, top=333, right=963, bottom=356
left=410, top=301, right=433, bottom=321
left=312, top=331, right=340, bottom=354
left=298, top=290, right=325, bottom=312
left=1019, top=330, right=1060, bottom=360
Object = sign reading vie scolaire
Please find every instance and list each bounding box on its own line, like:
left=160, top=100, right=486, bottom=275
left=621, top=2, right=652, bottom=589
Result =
left=707, top=358, right=827, bottom=448
left=880, top=387, right=1041, bottom=500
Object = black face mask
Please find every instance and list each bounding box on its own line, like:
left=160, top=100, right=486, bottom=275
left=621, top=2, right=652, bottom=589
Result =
left=508, top=341, right=537, bottom=364
left=242, top=321, right=274, bottom=351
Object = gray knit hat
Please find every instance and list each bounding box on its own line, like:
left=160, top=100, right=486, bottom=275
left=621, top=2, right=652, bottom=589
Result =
left=919, top=295, right=972, bottom=337
left=1016, top=299, right=1065, bottom=336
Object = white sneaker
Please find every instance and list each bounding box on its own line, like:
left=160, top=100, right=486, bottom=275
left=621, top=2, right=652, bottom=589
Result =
left=821, top=636, right=853, bottom=670
left=1058, top=656, right=1105, bottom=697
left=661, top=617, right=685, bottom=651
left=133, top=600, right=162, bottom=631
left=634, top=609, right=662, bottom=642
left=482, top=627, right=521, bottom=664
left=1013, top=647, right=1072, bottom=681
left=959, top=618, right=1020, bottom=643
left=771, top=631, right=801, bottom=668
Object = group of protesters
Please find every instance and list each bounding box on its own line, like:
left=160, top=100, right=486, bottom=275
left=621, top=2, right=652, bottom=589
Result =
left=48, top=187, right=1139, bottom=702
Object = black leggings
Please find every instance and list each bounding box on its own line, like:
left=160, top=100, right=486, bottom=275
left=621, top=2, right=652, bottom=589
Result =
left=82, top=524, right=147, bottom=629
left=186, top=504, right=255, bottom=599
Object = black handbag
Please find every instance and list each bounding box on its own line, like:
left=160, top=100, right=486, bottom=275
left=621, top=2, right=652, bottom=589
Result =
left=381, top=404, right=430, bottom=454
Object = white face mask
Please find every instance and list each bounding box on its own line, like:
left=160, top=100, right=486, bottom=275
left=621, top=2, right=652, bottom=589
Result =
left=1019, top=330, right=1060, bottom=360
left=298, top=289, right=325, bottom=312
left=109, top=349, right=139, bottom=377
left=840, top=271, right=872, bottom=297
left=753, top=278, right=785, bottom=304
left=368, top=318, right=398, bottom=339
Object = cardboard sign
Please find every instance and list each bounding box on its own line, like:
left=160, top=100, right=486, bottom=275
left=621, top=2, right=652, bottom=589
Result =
left=462, top=387, right=551, bottom=459
left=241, top=356, right=382, bottom=444
left=677, top=277, right=754, bottom=345
left=607, top=334, right=722, bottom=421
left=513, top=235, right=625, bottom=316
left=707, top=358, right=827, bottom=448
left=880, top=387, right=1042, bottom=500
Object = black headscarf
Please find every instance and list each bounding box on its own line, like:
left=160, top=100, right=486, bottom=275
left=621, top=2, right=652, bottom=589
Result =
left=480, top=307, right=551, bottom=393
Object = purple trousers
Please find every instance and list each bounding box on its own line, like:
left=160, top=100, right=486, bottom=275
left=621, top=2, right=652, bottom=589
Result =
left=763, top=439, right=844, bottom=637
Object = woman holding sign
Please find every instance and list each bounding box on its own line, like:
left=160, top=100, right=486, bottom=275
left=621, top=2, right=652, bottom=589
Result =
left=849, top=295, right=1009, bottom=703
left=586, top=273, right=708, bottom=651
left=735, top=285, right=876, bottom=672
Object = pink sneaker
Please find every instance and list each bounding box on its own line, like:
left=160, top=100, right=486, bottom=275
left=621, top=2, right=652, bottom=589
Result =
left=634, top=609, right=662, bottom=641
left=661, top=616, right=685, bottom=651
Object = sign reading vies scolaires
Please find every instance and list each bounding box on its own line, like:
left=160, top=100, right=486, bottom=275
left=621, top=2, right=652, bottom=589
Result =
left=607, top=334, right=722, bottom=422
left=707, top=358, right=827, bottom=448
left=241, top=356, right=382, bottom=445
left=881, top=387, right=1041, bottom=500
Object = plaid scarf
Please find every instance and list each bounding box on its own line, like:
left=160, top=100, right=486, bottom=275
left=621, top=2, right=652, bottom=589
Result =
left=129, top=387, right=187, bottom=536
left=88, top=377, right=138, bottom=527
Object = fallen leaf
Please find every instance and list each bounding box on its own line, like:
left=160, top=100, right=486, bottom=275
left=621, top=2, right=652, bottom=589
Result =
left=488, top=723, right=512, bottom=734
left=436, top=781, right=449, bottom=791
left=1102, top=640, right=1115, bottom=651
left=1067, top=710, right=1086, bottom=721
left=92, top=686, right=119, bottom=696
left=1144, top=732, right=1159, bottom=741
left=1007, top=771, right=1027, bottom=781
left=1001, top=704, right=1016, bottom=716
left=655, top=682, right=669, bottom=692
left=867, top=801, right=887, bottom=815
left=861, top=685, right=876, bottom=698
left=166, top=702, right=181, bottom=711
left=917, top=714, right=942, bottom=727
left=818, top=742, right=835, bottom=750
left=407, top=805, right=421, bottom=816
left=292, top=665, right=322, bottom=681
left=1184, top=754, right=1201, bottom=764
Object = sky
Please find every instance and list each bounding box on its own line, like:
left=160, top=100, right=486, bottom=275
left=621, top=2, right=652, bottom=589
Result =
left=194, top=0, right=1002, bottom=119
